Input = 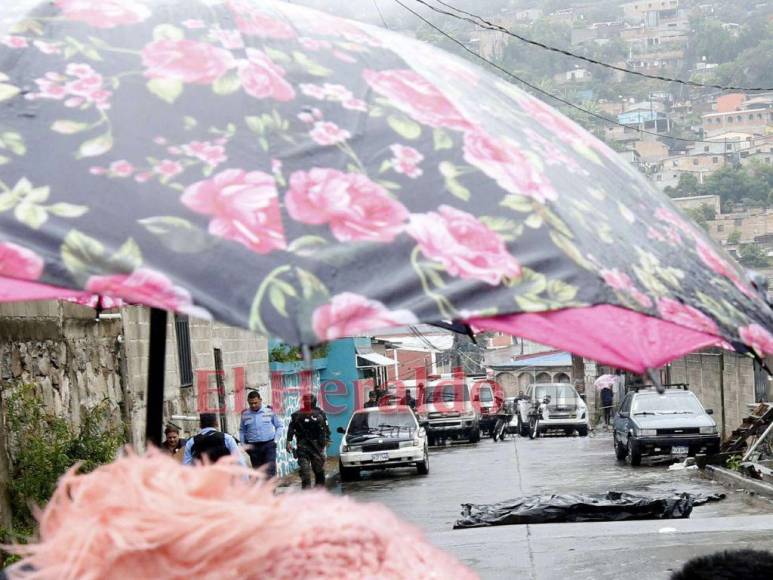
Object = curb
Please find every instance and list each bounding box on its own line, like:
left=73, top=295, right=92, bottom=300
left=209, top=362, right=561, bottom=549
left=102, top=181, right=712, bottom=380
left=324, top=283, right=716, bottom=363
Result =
left=706, top=465, right=773, bottom=499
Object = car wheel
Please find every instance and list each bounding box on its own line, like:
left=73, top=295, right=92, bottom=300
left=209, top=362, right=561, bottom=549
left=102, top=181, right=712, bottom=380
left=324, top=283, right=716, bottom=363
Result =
left=578, top=426, right=589, bottom=437
left=627, top=437, right=642, bottom=467
left=469, top=428, right=481, bottom=443
left=416, top=447, right=430, bottom=475
left=339, top=460, right=361, bottom=482
left=614, top=434, right=627, bottom=460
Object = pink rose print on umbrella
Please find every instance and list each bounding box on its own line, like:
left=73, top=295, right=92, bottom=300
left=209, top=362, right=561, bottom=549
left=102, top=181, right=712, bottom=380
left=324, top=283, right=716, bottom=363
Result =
left=389, top=144, right=424, bottom=179
left=182, top=19, right=205, bottom=29
left=181, top=169, right=286, bottom=255
left=312, top=292, right=418, bottom=341
left=363, top=69, right=472, bottom=131
left=30, top=64, right=112, bottom=110
left=228, top=1, right=295, bottom=39
left=55, top=0, right=150, bottom=28
left=1, top=36, right=28, bottom=49
left=309, top=122, right=351, bottom=146
left=516, top=94, right=613, bottom=159
left=33, top=40, right=62, bottom=55
left=463, top=130, right=557, bottom=204
left=142, top=40, right=235, bottom=85
left=601, top=269, right=652, bottom=308
left=286, top=169, right=409, bottom=243
left=85, top=268, right=210, bottom=319
left=181, top=141, right=227, bottom=166
left=657, top=298, right=719, bottom=336
left=238, top=48, right=295, bottom=102
left=694, top=239, right=755, bottom=297
left=212, top=29, right=245, bottom=50
left=0, top=242, right=44, bottom=281
left=109, top=160, right=134, bottom=177
left=155, top=160, right=184, bottom=178
left=407, top=205, right=522, bottom=285
left=655, top=208, right=695, bottom=237
left=739, top=324, right=773, bottom=357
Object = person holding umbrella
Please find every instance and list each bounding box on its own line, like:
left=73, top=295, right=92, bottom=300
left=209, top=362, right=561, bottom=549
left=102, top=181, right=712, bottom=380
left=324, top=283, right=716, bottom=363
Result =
left=600, top=384, right=614, bottom=427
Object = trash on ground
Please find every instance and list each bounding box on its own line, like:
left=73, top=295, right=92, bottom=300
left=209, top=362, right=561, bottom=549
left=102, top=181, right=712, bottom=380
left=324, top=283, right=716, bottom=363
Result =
left=658, top=527, right=678, bottom=534
left=669, top=458, right=699, bottom=471
left=453, top=491, right=725, bottom=528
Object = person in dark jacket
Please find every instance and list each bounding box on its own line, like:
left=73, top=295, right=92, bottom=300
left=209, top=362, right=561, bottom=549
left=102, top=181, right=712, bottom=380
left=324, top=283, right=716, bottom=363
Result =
left=600, top=386, right=614, bottom=426
left=162, top=425, right=185, bottom=462
left=286, top=394, right=331, bottom=489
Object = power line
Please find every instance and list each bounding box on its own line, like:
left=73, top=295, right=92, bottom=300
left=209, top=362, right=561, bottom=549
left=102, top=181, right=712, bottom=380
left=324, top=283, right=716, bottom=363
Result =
left=372, top=0, right=390, bottom=30
left=392, top=0, right=729, bottom=145
left=416, top=0, right=773, bottom=92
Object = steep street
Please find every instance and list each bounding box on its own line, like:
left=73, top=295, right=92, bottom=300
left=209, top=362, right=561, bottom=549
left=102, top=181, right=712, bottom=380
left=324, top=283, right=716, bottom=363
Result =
left=338, top=432, right=773, bottom=579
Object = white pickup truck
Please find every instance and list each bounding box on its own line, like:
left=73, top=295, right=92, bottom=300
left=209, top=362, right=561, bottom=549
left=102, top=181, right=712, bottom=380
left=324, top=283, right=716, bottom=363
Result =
left=515, top=383, right=589, bottom=437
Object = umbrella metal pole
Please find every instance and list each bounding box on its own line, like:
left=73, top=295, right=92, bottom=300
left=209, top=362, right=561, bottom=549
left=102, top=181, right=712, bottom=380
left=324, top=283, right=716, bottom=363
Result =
left=145, top=308, right=168, bottom=449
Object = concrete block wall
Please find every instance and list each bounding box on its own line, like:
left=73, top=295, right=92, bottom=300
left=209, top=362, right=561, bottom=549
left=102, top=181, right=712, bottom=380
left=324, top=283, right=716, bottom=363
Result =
left=121, top=306, right=269, bottom=443
left=668, top=350, right=756, bottom=439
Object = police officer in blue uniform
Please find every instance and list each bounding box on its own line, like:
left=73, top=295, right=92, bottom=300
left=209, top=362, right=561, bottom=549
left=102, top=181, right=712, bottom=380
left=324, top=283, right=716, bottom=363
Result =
left=240, top=390, right=283, bottom=477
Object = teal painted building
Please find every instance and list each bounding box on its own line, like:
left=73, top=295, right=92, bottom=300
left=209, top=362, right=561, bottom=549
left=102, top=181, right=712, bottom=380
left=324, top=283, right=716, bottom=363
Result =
left=268, top=337, right=375, bottom=474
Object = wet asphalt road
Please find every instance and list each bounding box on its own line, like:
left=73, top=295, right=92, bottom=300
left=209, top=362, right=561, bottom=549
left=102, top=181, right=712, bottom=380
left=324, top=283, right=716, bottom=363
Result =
left=336, top=430, right=773, bottom=579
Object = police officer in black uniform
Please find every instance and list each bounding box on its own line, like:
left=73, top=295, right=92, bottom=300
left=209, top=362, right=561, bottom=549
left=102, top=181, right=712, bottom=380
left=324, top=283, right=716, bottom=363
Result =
left=286, top=393, right=331, bottom=489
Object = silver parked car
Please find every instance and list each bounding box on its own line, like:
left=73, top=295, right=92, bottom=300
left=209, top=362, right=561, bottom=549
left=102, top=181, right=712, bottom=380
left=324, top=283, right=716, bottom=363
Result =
left=613, top=386, right=720, bottom=466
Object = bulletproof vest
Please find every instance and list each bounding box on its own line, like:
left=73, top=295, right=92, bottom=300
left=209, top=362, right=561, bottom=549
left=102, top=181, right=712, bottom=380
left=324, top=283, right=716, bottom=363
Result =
left=191, top=430, right=230, bottom=462
left=294, top=410, right=325, bottom=443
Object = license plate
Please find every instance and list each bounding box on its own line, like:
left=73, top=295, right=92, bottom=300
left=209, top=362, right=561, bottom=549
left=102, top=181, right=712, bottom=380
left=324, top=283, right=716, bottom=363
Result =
left=372, top=453, right=389, bottom=462
left=672, top=446, right=689, bottom=455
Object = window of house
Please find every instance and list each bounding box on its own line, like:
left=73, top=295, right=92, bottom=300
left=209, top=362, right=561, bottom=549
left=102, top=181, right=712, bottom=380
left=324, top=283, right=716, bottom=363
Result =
left=736, top=115, right=742, bottom=122
left=749, top=114, right=754, bottom=120
left=728, top=117, right=733, bottom=123
left=704, top=146, right=709, bottom=152
left=175, top=314, right=193, bottom=387
left=692, top=158, right=699, bottom=165
left=734, top=218, right=743, bottom=226
left=766, top=157, right=771, bottom=164
left=717, top=225, right=724, bottom=232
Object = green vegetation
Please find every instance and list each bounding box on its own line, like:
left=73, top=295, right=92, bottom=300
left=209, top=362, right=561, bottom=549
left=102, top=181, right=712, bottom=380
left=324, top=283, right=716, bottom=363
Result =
left=1, top=383, right=124, bottom=565
left=665, top=163, right=773, bottom=211
left=270, top=343, right=329, bottom=363
left=738, top=243, right=770, bottom=268
left=684, top=204, right=716, bottom=230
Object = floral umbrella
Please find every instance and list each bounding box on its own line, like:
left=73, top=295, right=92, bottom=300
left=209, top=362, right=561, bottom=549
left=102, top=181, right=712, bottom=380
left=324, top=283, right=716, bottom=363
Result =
left=1, top=0, right=772, bottom=397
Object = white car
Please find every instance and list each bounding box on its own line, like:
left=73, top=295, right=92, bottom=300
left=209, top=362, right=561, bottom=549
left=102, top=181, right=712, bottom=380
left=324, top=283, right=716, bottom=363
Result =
left=515, top=383, right=589, bottom=437
left=337, top=406, right=429, bottom=481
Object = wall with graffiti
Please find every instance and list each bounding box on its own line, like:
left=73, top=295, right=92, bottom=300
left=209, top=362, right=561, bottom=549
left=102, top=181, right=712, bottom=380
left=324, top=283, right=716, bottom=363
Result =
left=269, top=359, right=326, bottom=477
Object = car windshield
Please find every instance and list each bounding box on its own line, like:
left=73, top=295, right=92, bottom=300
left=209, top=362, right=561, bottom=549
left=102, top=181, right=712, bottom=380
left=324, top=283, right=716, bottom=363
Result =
left=632, top=393, right=704, bottom=415
left=478, top=388, right=493, bottom=402
left=348, top=411, right=417, bottom=434
left=424, top=384, right=470, bottom=403
left=534, top=385, right=578, bottom=406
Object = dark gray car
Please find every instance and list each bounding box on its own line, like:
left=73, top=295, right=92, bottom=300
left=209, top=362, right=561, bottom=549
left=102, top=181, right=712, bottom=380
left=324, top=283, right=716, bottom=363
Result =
left=613, top=387, right=720, bottom=466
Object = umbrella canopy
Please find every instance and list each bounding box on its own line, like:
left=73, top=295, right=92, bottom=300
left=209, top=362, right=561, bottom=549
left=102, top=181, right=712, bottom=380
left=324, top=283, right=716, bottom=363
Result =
left=593, top=374, right=617, bottom=392
left=1, top=0, right=771, bottom=376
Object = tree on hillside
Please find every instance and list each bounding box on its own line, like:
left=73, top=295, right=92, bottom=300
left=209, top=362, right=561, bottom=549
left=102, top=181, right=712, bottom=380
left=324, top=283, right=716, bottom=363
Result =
left=738, top=243, right=770, bottom=268
left=665, top=173, right=701, bottom=198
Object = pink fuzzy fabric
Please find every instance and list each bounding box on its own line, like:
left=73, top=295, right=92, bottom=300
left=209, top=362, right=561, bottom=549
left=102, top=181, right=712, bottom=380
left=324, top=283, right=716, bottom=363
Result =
left=7, top=451, right=476, bottom=579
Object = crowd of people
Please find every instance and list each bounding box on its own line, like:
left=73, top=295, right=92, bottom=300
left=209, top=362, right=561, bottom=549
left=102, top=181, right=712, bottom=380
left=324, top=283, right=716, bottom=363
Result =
left=162, top=390, right=331, bottom=489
